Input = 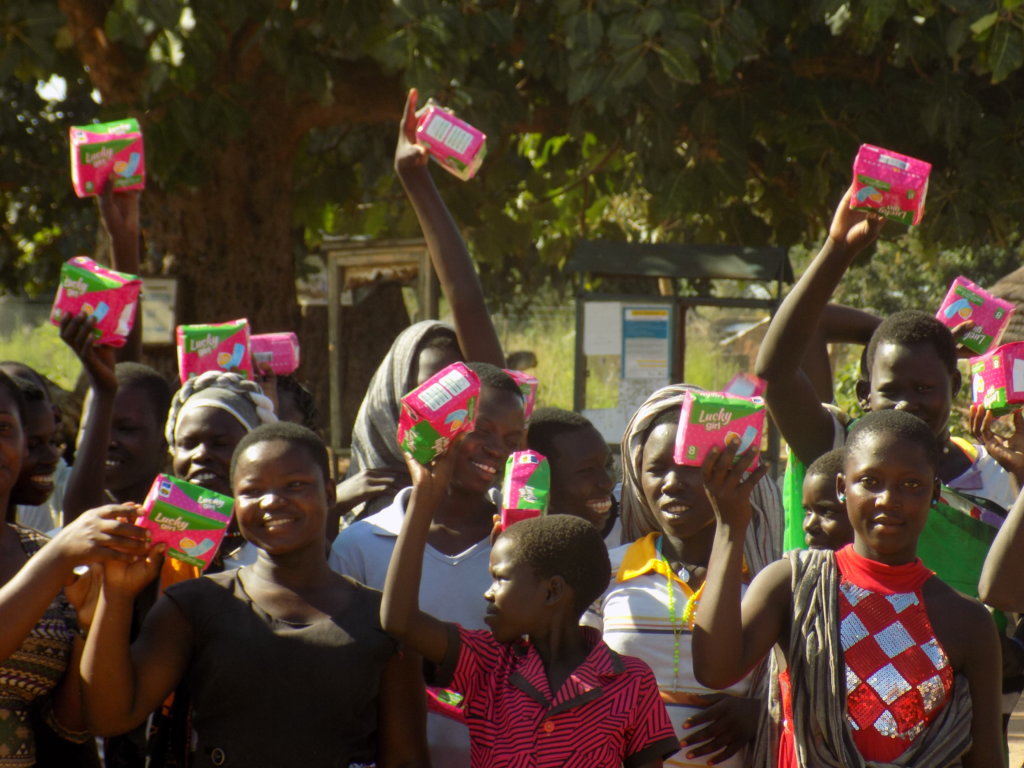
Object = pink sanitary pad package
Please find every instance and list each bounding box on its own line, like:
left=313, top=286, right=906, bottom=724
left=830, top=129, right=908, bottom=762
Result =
left=970, top=342, right=1024, bottom=416
left=49, top=256, right=141, bottom=347
left=503, top=369, right=539, bottom=421
left=500, top=450, right=550, bottom=531
left=176, top=319, right=252, bottom=384
left=936, top=276, right=1014, bottom=355
left=416, top=102, right=487, bottom=180
left=251, top=332, right=300, bottom=376
left=398, top=362, right=480, bottom=465
left=674, top=390, right=766, bottom=468
left=137, top=474, right=232, bottom=571
left=850, top=144, right=931, bottom=226
left=69, top=118, right=145, bottom=198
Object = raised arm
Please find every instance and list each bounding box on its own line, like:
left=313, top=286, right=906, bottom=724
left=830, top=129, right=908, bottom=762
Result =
left=59, top=313, right=119, bottom=522
left=691, top=442, right=790, bottom=689
left=99, top=186, right=142, bottom=362
left=395, top=88, right=504, bottom=367
left=0, top=505, right=149, bottom=662
left=802, top=304, right=882, bottom=404
left=79, top=549, right=191, bottom=736
left=755, top=187, right=883, bottom=465
left=979, top=486, right=1024, bottom=610
left=379, top=448, right=459, bottom=665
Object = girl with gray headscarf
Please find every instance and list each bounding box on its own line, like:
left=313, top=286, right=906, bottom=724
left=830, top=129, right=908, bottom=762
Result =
left=585, top=383, right=782, bottom=767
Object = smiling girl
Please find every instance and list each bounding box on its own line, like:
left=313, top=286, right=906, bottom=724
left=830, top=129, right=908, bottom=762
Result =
left=693, top=409, right=1003, bottom=767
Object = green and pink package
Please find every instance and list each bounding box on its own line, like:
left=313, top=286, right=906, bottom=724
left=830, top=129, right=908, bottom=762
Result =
left=138, top=474, right=232, bottom=571
left=850, top=144, right=931, bottom=226
left=970, top=342, right=1024, bottom=416
left=500, top=450, right=550, bottom=530
left=936, top=276, right=1014, bottom=355
left=251, top=332, right=300, bottom=375
left=503, top=369, right=539, bottom=420
left=415, top=102, right=487, bottom=181
left=69, top=118, right=145, bottom=198
left=674, top=390, right=765, bottom=468
left=398, top=362, right=480, bottom=464
left=49, top=256, right=141, bottom=347
left=176, top=319, right=252, bottom=384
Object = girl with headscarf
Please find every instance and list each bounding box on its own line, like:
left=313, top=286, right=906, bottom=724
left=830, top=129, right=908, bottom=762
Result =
left=585, top=383, right=783, bottom=768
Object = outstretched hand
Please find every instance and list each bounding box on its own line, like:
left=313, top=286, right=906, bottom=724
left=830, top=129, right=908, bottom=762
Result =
left=59, top=312, right=118, bottom=395
left=49, top=504, right=152, bottom=569
left=970, top=405, right=1024, bottom=485
left=395, top=87, right=429, bottom=175
left=701, top=439, right=766, bottom=532
left=681, top=693, right=760, bottom=764
left=336, top=468, right=402, bottom=510
left=828, top=185, right=884, bottom=255
left=404, top=434, right=463, bottom=504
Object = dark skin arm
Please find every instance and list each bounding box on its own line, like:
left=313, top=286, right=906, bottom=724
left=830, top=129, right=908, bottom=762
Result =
left=692, top=442, right=791, bottom=690
left=376, top=649, right=430, bottom=768
left=379, top=445, right=461, bottom=665
left=979, top=481, right=1024, bottom=610
left=395, top=88, right=504, bottom=367
left=99, top=186, right=142, bottom=362
left=754, top=187, right=883, bottom=466
left=802, top=304, right=881, bottom=404
left=59, top=312, right=119, bottom=522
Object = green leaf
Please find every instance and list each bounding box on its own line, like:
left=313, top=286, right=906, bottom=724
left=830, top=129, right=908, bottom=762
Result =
left=946, top=15, right=969, bottom=55
left=657, top=44, right=700, bottom=83
left=637, top=8, right=664, bottom=36
left=568, top=11, right=604, bottom=51
left=989, top=22, right=1024, bottom=82
left=611, top=49, right=647, bottom=90
left=970, top=11, right=999, bottom=36
left=608, top=14, right=643, bottom=50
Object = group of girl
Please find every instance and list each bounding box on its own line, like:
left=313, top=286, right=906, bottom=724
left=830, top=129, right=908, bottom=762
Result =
left=1, top=86, right=1023, bottom=768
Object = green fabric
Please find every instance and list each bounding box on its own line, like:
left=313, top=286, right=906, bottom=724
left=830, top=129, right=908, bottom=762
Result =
left=782, top=446, right=808, bottom=553
left=918, top=489, right=997, bottom=600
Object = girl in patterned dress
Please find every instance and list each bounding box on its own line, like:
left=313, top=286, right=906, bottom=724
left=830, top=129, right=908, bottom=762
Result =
left=0, top=370, right=152, bottom=767
left=693, top=409, right=1004, bottom=767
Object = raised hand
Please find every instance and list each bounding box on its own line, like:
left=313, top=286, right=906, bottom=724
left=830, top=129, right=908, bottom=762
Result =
left=404, top=433, right=464, bottom=506
left=336, top=468, right=402, bottom=510
left=101, top=544, right=165, bottom=597
left=828, top=185, right=884, bottom=255
left=48, top=504, right=151, bottom=568
left=970, top=404, right=1024, bottom=485
left=395, top=87, right=429, bottom=175
left=59, top=312, right=118, bottom=395
left=701, top=439, right=766, bottom=532
left=98, top=183, right=140, bottom=250
left=680, top=693, right=760, bottom=764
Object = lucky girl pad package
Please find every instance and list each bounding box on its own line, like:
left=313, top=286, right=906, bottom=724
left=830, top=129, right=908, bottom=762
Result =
left=674, top=390, right=766, bottom=468
left=50, top=256, right=141, bottom=347
left=176, top=319, right=252, bottom=384
left=398, top=362, right=480, bottom=465
left=138, top=474, right=232, bottom=571
left=69, top=118, right=145, bottom=198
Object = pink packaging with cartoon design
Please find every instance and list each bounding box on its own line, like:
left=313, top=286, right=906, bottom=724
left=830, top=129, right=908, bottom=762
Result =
left=397, top=362, right=480, bottom=465
left=503, top=369, right=539, bottom=420
left=723, top=372, right=766, bottom=399
left=251, top=332, right=300, bottom=375
left=415, top=103, right=487, bottom=181
left=137, top=474, right=232, bottom=571
left=970, top=342, right=1024, bottom=416
left=673, top=390, right=765, bottom=468
left=49, top=256, right=141, bottom=347
left=176, top=319, right=252, bottom=384
left=936, top=276, right=1014, bottom=355
left=69, top=118, right=145, bottom=198
left=850, top=144, right=931, bottom=226
left=500, top=450, right=550, bottom=531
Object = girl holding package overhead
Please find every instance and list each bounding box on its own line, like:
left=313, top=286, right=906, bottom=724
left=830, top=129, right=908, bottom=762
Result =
left=692, top=409, right=1003, bottom=768
left=79, top=422, right=427, bottom=768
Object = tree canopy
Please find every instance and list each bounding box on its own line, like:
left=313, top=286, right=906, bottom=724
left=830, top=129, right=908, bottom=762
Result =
left=4, top=0, right=1024, bottom=321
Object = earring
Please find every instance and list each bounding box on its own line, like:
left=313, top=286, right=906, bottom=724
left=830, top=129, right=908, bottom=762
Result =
left=838, top=492, right=847, bottom=503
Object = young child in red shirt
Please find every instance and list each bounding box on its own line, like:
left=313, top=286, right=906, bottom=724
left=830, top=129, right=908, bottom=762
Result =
left=382, top=440, right=680, bottom=768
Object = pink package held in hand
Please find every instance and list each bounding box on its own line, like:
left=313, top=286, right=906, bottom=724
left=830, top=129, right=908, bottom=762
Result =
left=850, top=144, right=931, bottom=226
left=415, top=102, right=487, bottom=180
left=137, top=474, right=232, bottom=571
left=500, top=450, right=550, bottom=531
left=49, top=256, right=141, bottom=347
left=503, top=369, right=539, bottom=421
left=970, top=342, right=1024, bottom=416
left=176, top=319, right=252, bottom=384
left=398, top=362, right=480, bottom=464
left=674, top=390, right=766, bottom=468
left=251, top=332, right=300, bottom=375
left=936, top=276, right=1014, bottom=355
left=69, top=118, right=145, bottom=198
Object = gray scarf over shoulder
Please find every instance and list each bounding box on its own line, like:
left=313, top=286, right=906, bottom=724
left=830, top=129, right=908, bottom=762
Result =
left=763, top=549, right=973, bottom=768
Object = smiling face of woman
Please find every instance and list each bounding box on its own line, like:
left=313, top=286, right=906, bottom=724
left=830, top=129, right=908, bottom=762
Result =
left=0, top=383, right=24, bottom=509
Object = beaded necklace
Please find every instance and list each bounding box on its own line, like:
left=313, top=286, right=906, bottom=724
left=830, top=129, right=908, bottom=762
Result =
left=656, top=535, right=704, bottom=690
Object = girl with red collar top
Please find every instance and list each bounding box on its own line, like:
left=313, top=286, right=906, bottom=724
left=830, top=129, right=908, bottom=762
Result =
left=693, top=409, right=1003, bottom=767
